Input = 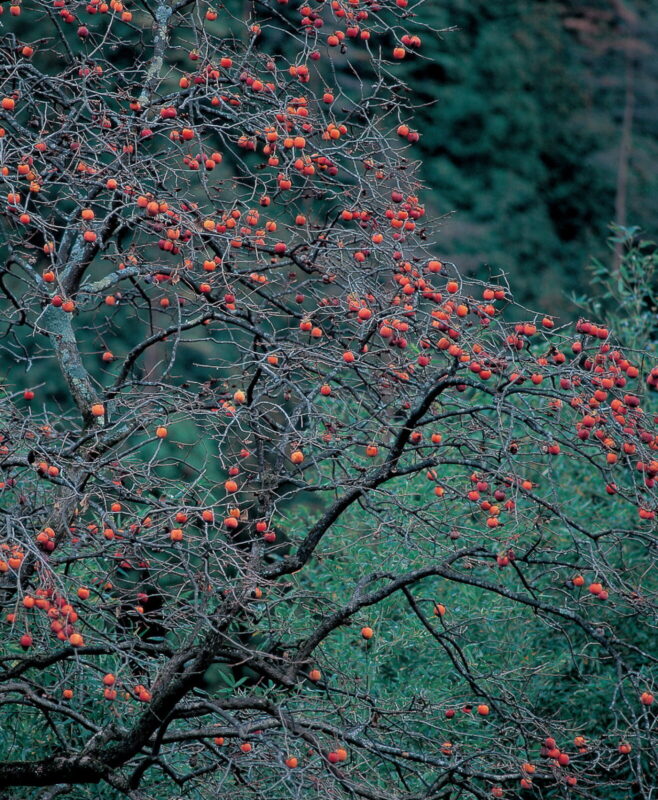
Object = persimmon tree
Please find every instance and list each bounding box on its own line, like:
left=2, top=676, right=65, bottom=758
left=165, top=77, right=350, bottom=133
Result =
left=0, top=1, right=656, bottom=799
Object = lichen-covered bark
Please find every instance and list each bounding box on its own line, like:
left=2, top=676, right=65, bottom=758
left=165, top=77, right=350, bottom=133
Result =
left=39, top=305, right=100, bottom=427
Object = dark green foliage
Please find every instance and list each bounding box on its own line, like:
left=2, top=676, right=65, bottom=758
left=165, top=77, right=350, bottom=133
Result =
left=397, top=0, right=656, bottom=314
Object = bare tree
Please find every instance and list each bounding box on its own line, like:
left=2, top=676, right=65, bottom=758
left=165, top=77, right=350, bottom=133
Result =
left=0, top=1, right=655, bottom=798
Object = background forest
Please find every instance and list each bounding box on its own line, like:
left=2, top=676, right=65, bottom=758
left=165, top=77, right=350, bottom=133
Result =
left=395, top=0, right=658, bottom=313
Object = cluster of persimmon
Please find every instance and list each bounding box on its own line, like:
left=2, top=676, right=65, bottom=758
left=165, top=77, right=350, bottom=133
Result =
left=0, top=542, right=24, bottom=574
left=0, top=2, right=428, bottom=271
left=354, top=267, right=658, bottom=524
left=438, top=731, right=638, bottom=794
left=43, top=1, right=131, bottom=33
left=13, top=236, right=658, bottom=542
left=94, top=679, right=153, bottom=703
left=8, top=584, right=86, bottom=649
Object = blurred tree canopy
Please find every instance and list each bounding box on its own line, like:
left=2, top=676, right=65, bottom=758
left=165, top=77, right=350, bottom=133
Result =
left=395, top=0, right=657, bottom=313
